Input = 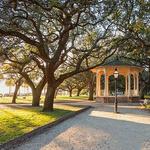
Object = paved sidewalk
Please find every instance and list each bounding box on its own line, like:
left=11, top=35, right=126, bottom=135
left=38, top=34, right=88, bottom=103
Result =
left=12, top=103, right=150, bottom=150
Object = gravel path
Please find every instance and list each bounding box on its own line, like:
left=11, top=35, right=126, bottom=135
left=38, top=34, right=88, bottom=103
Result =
left=12, top=103, right=150, bottom=150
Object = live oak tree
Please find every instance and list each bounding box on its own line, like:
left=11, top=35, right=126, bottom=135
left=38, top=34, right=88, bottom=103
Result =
left=111, top=0, right=150, bottom=97
left=87, top=71, right=96, bottom=100
left=61, top=73, right=88, bottom=97
left=110, top=0, right=149, bottom=64
left=59, top=73, right=87, bottom=97
left=72, top=71, right=95, bottom=98
left=12, top=76, right=23, bottom=103
left=59, top=77, right=76, bottom=97
left=0, top=44, right=46, bottom=106
left=0, top=0, right=123, bottom=111
left=59, top=71, right=95, bottom=98
left=5, top=73, right=23, bottom=103
left=73, top=73, right=87, bottom=97
left=3, top=62, right=46, bottom=106
left=0, top=47, right=23, bottom=103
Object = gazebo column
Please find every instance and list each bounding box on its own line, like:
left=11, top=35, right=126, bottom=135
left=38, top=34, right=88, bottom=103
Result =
left=96, top=72, right=100, bottom=97
left=125, top=75, right=128, bottom=96
left=133, top=74, right=136, bottom=96
left=128, top=74, right=131, bottom=97
left=104, top=74, right=109, bottom=96
left=99, top=75, right=101, bottom=96
left=137, top=73, right=139, bottom=96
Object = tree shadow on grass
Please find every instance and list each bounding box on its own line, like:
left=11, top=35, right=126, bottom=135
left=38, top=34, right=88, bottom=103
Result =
left=0, top=110, right=37, bottom=144
left=13, top=106, right=72, bottom=116
left=0, top=107, right=73, bottom=144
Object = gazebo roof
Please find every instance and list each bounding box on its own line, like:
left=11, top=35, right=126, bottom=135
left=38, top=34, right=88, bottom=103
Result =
left=101, top=57, right=142, bottom=68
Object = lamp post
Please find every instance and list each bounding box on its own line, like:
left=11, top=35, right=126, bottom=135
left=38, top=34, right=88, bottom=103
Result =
left=113, top=68, right=119, bottom=113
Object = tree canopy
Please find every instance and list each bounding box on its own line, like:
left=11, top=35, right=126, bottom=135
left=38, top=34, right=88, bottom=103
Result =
left=0, top=0, right=149, bottom=111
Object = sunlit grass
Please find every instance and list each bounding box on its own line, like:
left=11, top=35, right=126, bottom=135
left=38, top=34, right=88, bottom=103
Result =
left=145, top=105, right=150, bottom=109
left=56, top=95, right=88, bottom=100
left=0, top=105, right=81, bottom=144
left=0, top=95, right=88, bottom=104
left=0, top=96, right=33, bottom=104
left=144, top=95, right=150, bottom=99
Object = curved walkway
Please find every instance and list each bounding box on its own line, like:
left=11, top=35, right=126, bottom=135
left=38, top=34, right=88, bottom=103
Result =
left=13, top=103, right=150, bottom=150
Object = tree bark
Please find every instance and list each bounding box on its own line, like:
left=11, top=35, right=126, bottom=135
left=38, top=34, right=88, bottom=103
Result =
left=43, top=83, right=56, bottom=111
left=76, top=89, right=81, bottom=96
left=12, top=78, right=22, bottom=104
left=88, top=72, right=95, bottom=100
left=20, top=73, right=46, bottom=107
left=69, top=89, right=72, bottom=97
left=88, top=84, right=94, bottom=100
left=12, top=84, right=20, bottom=103
left=32, top=88, right=42, bottom=106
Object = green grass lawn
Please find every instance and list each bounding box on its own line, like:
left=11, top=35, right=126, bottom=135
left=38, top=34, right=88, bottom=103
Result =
left=144, top=95, right=150, bottom=99
left=56, top=95, right=88, bottom=100
left=0, top=96, right=33, bottom=104
left=0, top=105, right=81, bottom=144
left=0, top=95, right=88, bottom=104
left=145, top=105, right=150, bottom=109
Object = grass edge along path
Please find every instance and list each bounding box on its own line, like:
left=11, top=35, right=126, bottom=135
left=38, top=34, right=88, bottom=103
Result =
left=0, top=106, right=91, bottom=150
left=0, top=104, right=82, bottom=144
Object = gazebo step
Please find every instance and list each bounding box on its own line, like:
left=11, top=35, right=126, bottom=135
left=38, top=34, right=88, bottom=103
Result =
left=96, top=96, right=140, bottom=103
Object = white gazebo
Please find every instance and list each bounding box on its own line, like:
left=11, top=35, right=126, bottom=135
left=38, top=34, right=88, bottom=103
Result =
left=91, top=58, right=143, bottom=103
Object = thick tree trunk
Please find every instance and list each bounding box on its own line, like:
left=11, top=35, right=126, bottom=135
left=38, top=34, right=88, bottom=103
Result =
left=69, top=90, right=72, bottom=97
left=77, top=89, right=81, bottom=96
left=12, top=84, right=20, bottom=104
left=88, top=84, right=94, bottom=100
left=43, top=83, right=56, bottom=111
left=88, top=72, right=95, bottom=100
left=12, top=79, right=22, bottom=104
left=32, top=88, right=42, bottom=106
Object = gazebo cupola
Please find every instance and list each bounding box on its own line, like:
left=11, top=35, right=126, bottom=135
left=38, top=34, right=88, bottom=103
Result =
left=91, top=57, right=143, bottom=103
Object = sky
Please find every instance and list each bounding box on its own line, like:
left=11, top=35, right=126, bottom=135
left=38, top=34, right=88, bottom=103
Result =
left=0, top=80, right=9, bottom=94
left=0, top=80, right=30, bottom=94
